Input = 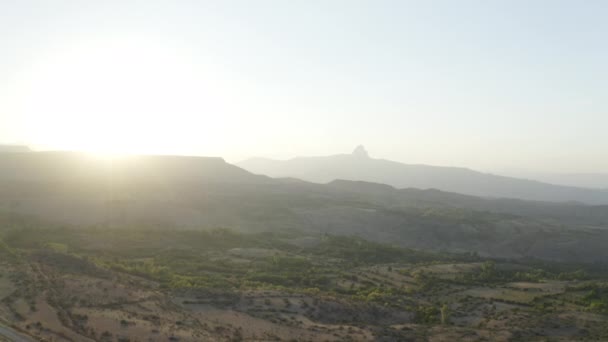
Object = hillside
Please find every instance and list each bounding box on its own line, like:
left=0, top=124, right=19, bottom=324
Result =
left=2, top=152, right=608, bottom=341
left=0, top=151, right=270, bottom=184
left=516, top=172, right=608, bottom=189
left=1, top=226, right=607, bottom=341
left=0, top=145, right=31, bottom=153
left=238, top=146, right=608, bottom=205
left=2, top=151, right=608, bottom=263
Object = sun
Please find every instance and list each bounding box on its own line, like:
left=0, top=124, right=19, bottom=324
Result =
left=16, top=37, right=226, bottom=155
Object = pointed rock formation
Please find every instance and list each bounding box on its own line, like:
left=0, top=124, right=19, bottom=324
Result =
left=352, top=145, right=369, bottom=158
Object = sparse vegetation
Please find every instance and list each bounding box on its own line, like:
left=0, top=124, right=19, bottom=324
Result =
left=0, top=222, right=607, bottom=341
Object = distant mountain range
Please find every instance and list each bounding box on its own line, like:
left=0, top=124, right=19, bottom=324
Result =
left=502, top=171, right=608, bottom=190
left=2, top=151, right=608, bottom=262
left=238, top=146, right=608, bottom=205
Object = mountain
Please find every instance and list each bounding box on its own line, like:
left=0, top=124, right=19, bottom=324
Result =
left=506, top=172, right=608, bottom=189
left=0, top=144, right=31, bottom=153
left=0, top=151, right=270, bottom=184
left=2, top=151, right=608, bottom=262
left=238, top=146, right=608, bottom=205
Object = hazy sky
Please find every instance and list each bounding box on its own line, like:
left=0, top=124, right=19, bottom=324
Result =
left=1, top=1, right=607, bottom=173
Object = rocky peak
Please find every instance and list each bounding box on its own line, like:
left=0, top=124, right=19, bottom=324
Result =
left=352, top=145, right=369, bottom=158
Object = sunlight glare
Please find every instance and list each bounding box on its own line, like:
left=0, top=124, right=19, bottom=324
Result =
left=17, top=37, right=227, bottom=155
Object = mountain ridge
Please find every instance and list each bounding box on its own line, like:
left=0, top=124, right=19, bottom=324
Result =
left=238, top=147, right=608, bottom=204
left=2, top=151, right=608, bottom=262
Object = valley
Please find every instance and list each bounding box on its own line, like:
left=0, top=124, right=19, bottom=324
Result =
left=1, top=152, right=608, bottom=341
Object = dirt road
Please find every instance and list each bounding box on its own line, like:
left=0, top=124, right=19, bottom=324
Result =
left=0, top=324, right=35, bottom=342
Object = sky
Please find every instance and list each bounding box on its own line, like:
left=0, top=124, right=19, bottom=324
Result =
left=1, top=0, right=607, bottom=173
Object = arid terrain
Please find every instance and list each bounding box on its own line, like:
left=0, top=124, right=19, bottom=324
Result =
left=2, top=0, right=607, bottom=340
left=1, top=222, right=608, bottom=341
left=1, top=153, right=608, bottom=341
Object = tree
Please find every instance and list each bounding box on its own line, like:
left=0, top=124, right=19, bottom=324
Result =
left=479, top=261, right=496, bottom=281
left=440, top=304, right=450, bottom=325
